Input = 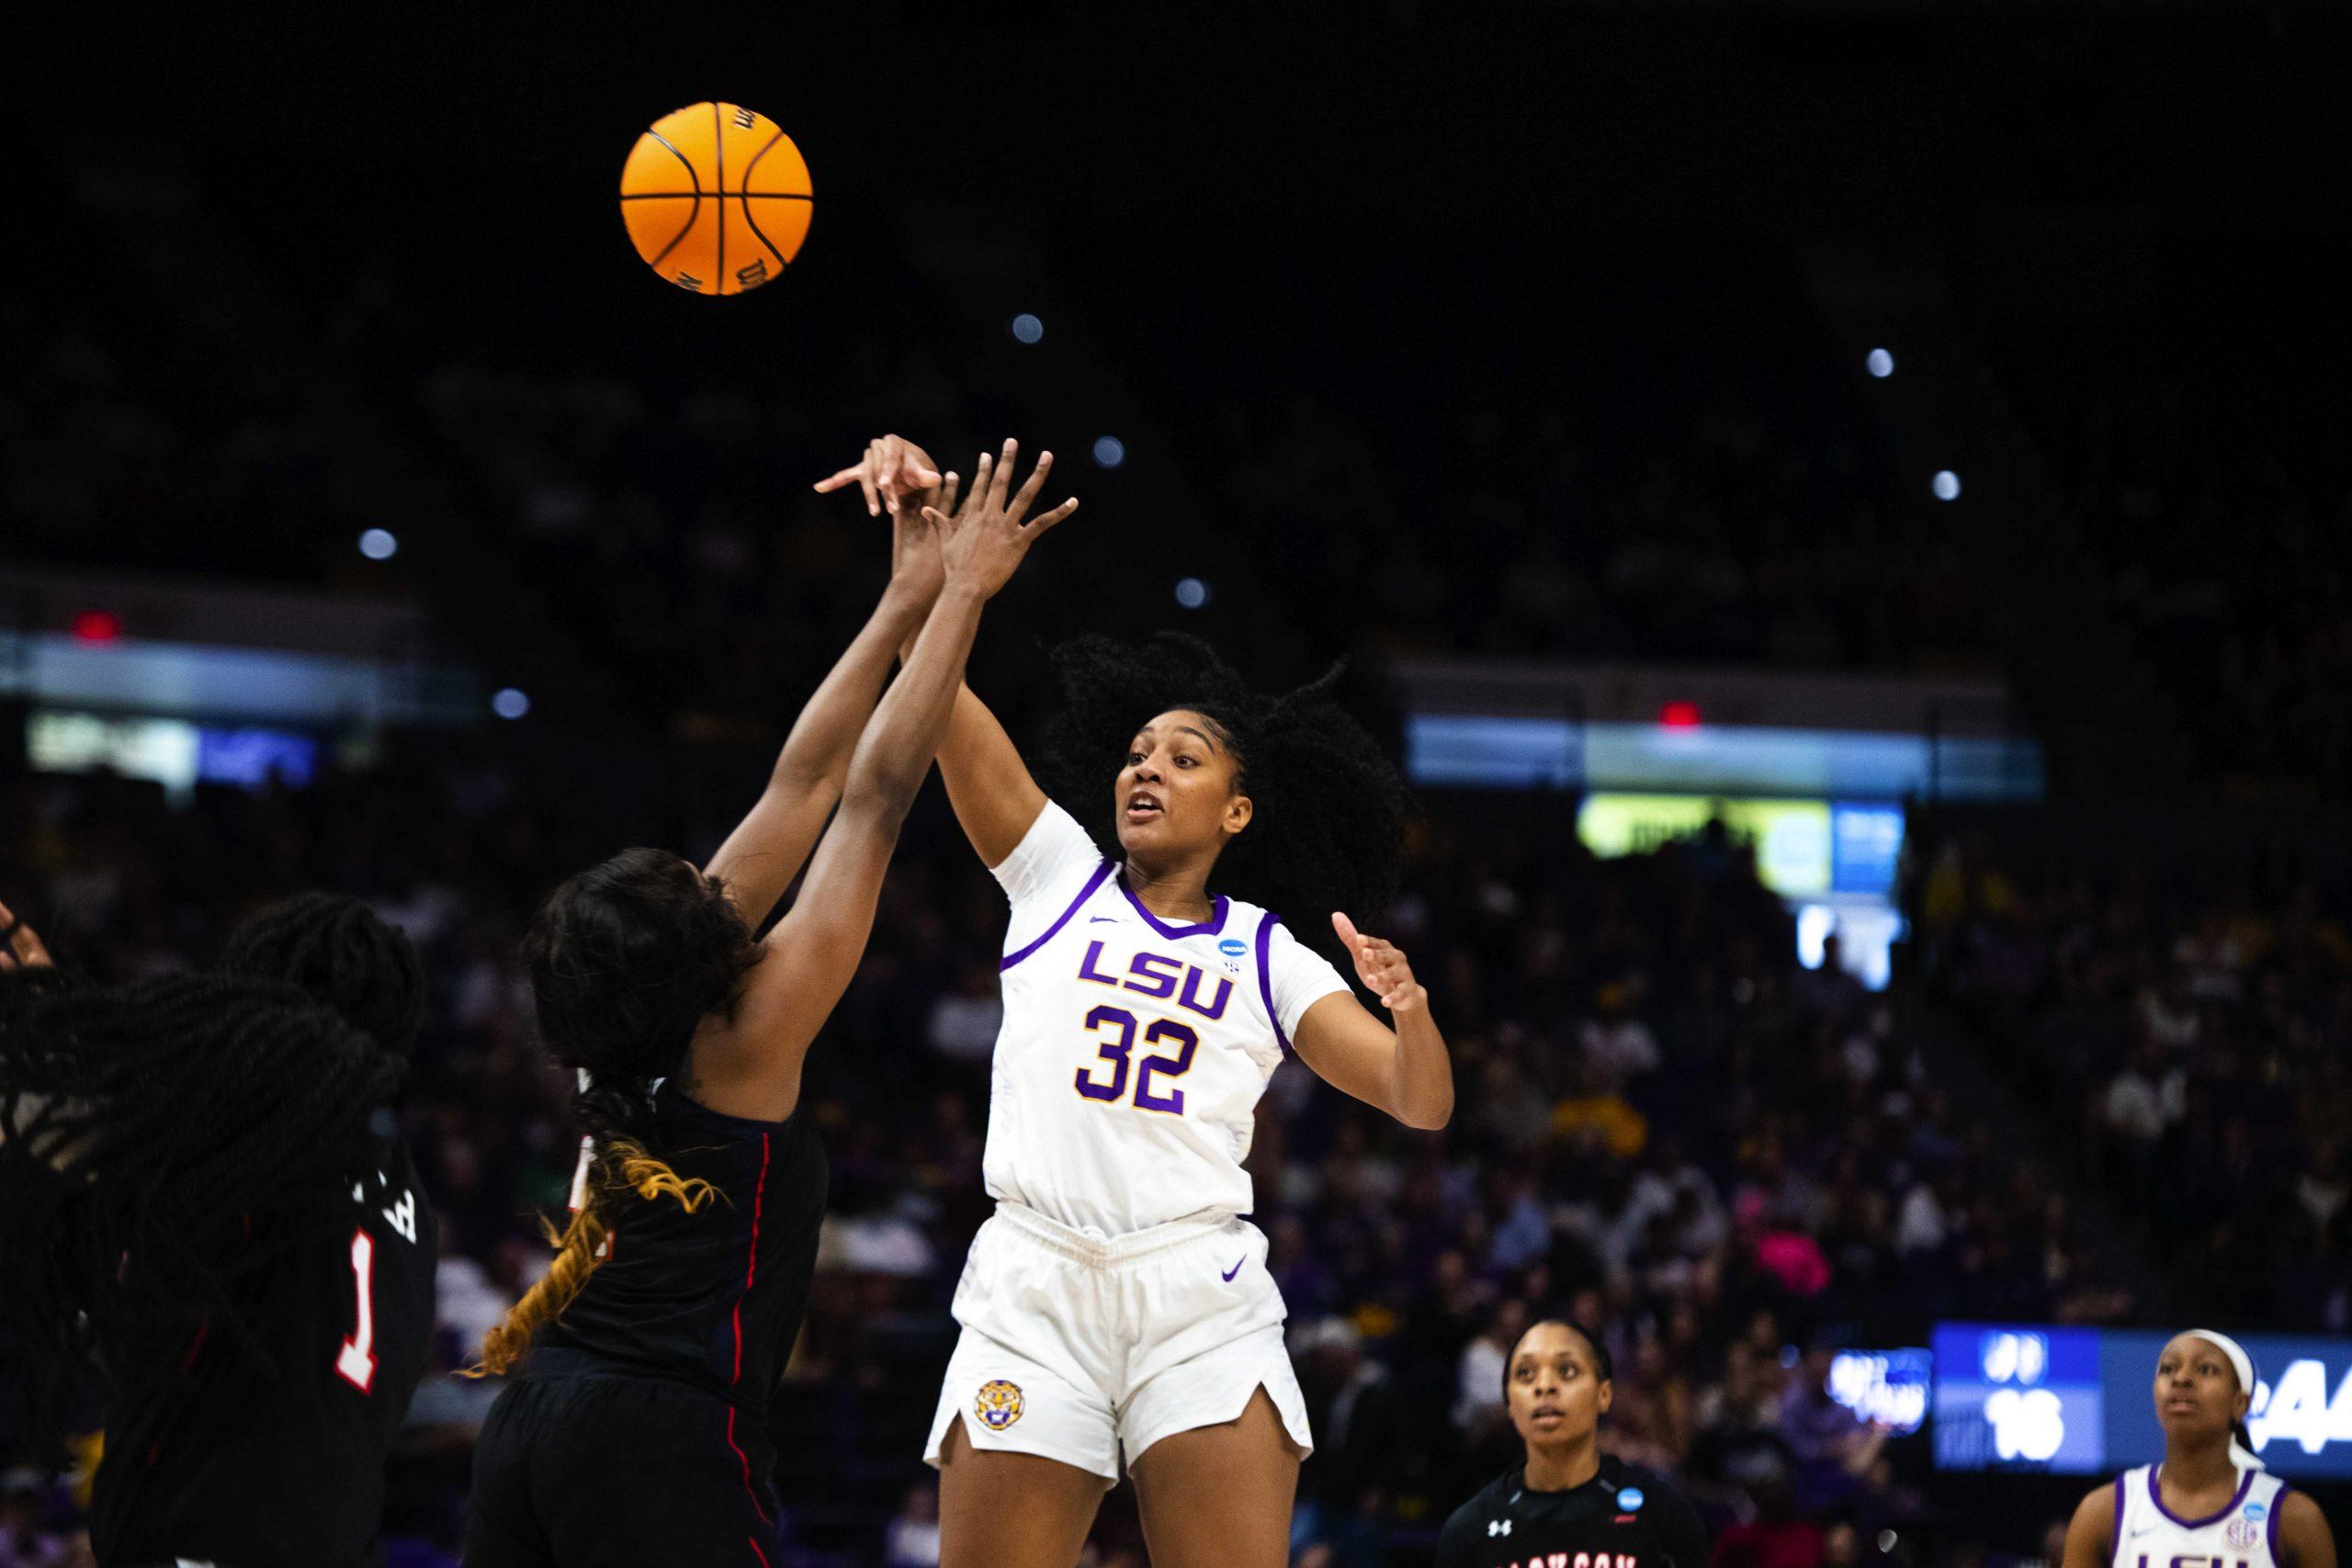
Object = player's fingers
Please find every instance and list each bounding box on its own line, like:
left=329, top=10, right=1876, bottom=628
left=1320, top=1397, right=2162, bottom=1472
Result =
left=1331, top=910, right=1364, bottom=953
left=812, top=464, right=864, bottom=493
left=1026, top=498, right=1079, bottom=534
left=933, top=472, right=961, bottom=516
left=967, top=454, right=994, bottom=514
left=987, top=439, right=1019, bottom=510
left=1006, top=450, right=1053, bottom=524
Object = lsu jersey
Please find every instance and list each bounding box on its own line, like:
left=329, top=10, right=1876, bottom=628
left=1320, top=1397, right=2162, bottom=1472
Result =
left=2110, top=1464, right=2290, bottom=1568
left=983, top=800, right=1351, bottom=1237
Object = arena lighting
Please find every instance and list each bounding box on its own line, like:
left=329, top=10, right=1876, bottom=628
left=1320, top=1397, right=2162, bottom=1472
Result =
left=1867, top=348, right=1895, bottom=378
left=1932, top=470, right=1962, bottom=502
left=1174, top=577, right=1209, bottom=609
left=358, top=528, right=398, bottom=560
left=491, top=688, right=530, bottom=720
left=1092, top=434, right=1126, bottom=468
left=1658, top=700, right=1702, bottom=728
left=1009, top=312, right=1044, bottom=344
left=71, top=610, right=121, bottom=644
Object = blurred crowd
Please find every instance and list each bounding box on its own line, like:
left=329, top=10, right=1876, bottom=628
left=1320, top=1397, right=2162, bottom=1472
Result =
left=1913, top=826, right=2352, bottom=1335
left=1985, top=240, right=2352, bottom=792
left=0, top=753, right=2125, bottom=1566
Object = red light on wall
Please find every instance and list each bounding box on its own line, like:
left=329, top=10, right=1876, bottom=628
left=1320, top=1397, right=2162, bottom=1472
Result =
left=71, top=610, right=122, bottom=644
left=1659, top=700, right=1702, bottom=728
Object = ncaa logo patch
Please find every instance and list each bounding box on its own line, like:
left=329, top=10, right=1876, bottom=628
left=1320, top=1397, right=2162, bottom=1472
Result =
left=975, top=1379, right=1025, bottom=1431
left=1218, top=938, right=1249, bottom=958
left=1617, top=1486, right=1645, bottom=1511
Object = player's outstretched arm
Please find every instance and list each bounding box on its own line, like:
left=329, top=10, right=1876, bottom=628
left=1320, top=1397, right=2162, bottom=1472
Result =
left=1290, top=912, right=1454, bottom=1131
left=691, top=445, right=1076, bottom=1120
left=840, top=432, right=1052, bottom=870
left=2059, top=1485, right=2113, bottom=1568
left=703, top=450, right=959, bottom=931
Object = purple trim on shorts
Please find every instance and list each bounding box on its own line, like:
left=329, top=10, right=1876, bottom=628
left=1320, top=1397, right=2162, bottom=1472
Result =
left=1254, top=910, right=1292, bottom=1057
left=2268, top=1486, right=2286, bottom=1556
left=2147, top=1463, right=2254, bottom=1530
left=1117, top=874, right=1229, bottom=942
left=2110, top=1474, right=2125, bottom=1553
left=1001, top=860, right=1116, bottom=972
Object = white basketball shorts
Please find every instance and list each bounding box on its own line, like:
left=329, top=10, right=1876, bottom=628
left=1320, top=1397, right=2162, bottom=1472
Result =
left=922, top=1201, right=1314, bottom=1483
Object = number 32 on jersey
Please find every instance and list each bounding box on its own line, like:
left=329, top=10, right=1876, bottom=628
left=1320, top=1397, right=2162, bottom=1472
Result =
left=1069, top=939, right=1232, bottom=1117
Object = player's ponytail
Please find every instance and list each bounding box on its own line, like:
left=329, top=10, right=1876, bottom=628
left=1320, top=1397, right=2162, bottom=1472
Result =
left=469, top=1079, right=719, bottom=1376
left=0, top=970, right=398, bottom=1461
left=1038, top=633, right=1408, bottom=960
left=470, top=852, right=751, bottom=1374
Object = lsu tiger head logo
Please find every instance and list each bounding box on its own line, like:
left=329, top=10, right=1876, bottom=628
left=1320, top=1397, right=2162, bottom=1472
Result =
left=975, top=1379, right=1025, bottom=1431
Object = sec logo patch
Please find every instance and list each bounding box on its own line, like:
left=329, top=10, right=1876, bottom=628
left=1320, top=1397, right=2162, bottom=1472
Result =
left=975, top=1379, right=1025, bottom=1430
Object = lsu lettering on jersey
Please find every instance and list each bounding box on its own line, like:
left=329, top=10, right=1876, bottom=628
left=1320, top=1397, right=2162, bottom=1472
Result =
left=2110, top=1464, right=2289, bottom=1568
left=986, top=800, right=1351, bottom=1237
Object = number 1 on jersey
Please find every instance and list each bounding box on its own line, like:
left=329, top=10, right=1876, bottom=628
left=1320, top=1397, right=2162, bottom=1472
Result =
left=335, top=1228, right=377, bottom=1393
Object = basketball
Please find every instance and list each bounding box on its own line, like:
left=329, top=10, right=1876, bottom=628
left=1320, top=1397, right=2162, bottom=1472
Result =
left=618, top=101, right=812, bottom=296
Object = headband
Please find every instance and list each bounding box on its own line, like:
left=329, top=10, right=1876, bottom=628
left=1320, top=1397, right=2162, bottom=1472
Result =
left=2183, top=1328, right=2265, bottom=1471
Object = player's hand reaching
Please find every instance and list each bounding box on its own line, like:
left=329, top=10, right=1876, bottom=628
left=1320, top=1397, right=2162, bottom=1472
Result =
left=888, top=468, right=958, bottom=604
left=1333, top=911, right=1423, bottom=1016
left=814, top=434, right=942, bottom=517
left=0, top=897, right=54, bottom=972
left=927, top=440, right=1078, bottom=600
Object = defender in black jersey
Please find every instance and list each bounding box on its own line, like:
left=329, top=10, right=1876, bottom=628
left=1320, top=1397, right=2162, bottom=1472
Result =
left=0, top=892, right=436, bottom=1567
left=1436, top=1320, right=1709, bottom=1568
left=462, top=440, right=1074, bottom=1567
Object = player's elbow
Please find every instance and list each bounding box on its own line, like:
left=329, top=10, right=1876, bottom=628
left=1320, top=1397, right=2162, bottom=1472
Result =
left=1394, top=1085, right=1454, bottom=1132
left=842, top=756, right=925, bottom=821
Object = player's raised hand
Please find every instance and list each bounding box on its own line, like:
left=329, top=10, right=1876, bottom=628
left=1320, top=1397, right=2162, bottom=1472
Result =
left=0, top=897, right=54, bottom=972
left=1332, top=911, right=1423, bottom=1015
left=813, top=434, right=943, bottom=517
left=888, top=468, right=959, bottom=602
left=925, top=440, right=1078, bottom=600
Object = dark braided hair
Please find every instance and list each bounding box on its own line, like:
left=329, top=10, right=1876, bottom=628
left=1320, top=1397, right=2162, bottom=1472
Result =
left=472, top=849, right=748, bottom=1373
left=0, top=969, right=401, bottom=1461
left=220, top=892, right=425, bottom=1056
left=1034, top=633, right=1408, bottom=957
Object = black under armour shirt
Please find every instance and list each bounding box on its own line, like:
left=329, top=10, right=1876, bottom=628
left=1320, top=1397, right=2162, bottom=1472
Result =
left=1434, top=1454, right=1710, bottom=1568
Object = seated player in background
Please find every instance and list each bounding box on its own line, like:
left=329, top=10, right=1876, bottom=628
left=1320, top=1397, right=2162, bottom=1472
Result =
left=838, top=435, right=1455, bottom=1568
left=1436, top=1319, right=1709, bottom=1568
left=2060, top=1329, right=2334, bottom=1568
left=459, top=445, right=1072, bottom=1567
left=0, top=892, right=435, bottom=1568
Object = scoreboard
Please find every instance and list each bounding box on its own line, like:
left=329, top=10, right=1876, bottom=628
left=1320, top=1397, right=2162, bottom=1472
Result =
left=1932, top=1322, right=2352, bottom=1481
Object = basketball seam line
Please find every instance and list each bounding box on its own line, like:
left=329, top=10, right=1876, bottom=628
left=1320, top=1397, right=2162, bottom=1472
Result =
left=639, top=130, right=704, bottom=269
left=737, top=126, right=797, bottom=274
left=620, top=192, right=810, bottom=200
left=712, top=101, right=725, bottom=292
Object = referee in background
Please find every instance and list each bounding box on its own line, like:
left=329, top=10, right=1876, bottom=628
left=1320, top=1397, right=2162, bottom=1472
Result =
left=1436, top=1317, right=1710, bottom=1568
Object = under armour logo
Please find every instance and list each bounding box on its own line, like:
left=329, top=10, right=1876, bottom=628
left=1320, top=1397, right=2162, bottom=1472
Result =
left=1487, top=1518, right=1512, bottom=1538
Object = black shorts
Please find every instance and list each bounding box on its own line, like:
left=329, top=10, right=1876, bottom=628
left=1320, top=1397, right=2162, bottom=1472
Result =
left=462, top=1371, right=785, bottom=1568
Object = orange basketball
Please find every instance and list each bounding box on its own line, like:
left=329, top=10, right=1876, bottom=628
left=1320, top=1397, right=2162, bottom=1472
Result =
left=619, top=102, right=812, bottom=297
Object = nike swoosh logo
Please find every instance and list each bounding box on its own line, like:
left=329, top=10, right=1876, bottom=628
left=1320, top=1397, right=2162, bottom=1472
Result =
left=1088, top=916, right=1120, bottom=924
left=1221, top=1258, right=1245, bottom=1281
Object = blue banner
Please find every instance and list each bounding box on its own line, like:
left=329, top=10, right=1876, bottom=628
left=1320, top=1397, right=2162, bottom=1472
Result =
left=1934, top=1321, right=2352, bottom=1480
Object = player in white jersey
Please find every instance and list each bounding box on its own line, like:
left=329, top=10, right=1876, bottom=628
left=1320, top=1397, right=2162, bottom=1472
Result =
left=2060, top=1329, right=2335, bottom=1568
left=841, top=429, right=1457, bottom=1568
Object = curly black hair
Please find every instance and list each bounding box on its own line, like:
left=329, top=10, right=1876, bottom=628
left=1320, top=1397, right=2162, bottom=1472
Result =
left=220, top=892, right=425, bottom=1057
left=1034, top=633, right=1408, bottom=956
left=521, top=848, right=760, bottom=1113
left=0, top=968, right=401, bottom=1461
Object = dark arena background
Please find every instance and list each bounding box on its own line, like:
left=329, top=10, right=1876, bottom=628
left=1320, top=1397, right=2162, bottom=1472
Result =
left=6, top=4, right=2351, bottom=1564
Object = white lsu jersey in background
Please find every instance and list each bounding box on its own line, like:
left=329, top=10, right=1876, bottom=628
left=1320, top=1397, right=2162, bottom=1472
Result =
left=983, top=800, right=1351, bottom=1237
left=2110, top=1464, right=2289, bottom=1568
